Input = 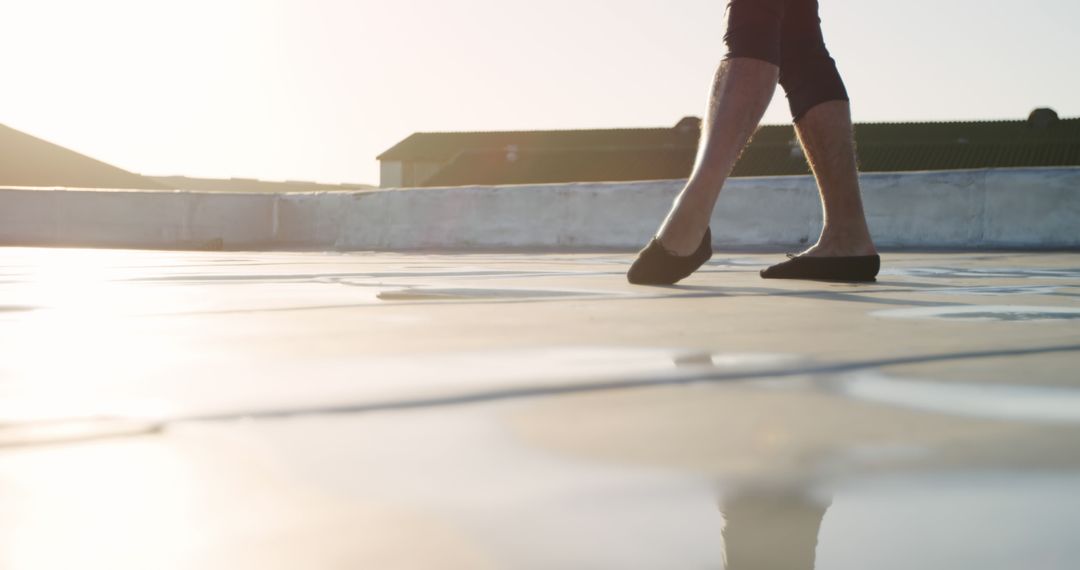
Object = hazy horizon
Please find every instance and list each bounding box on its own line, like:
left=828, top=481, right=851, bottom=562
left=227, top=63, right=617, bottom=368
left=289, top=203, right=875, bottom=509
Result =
left=3, top=0, right=1077, bottom=185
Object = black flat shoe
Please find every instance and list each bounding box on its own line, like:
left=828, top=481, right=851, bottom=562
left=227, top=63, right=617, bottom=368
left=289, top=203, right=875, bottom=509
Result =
left=627, top=227, right=712, bottom=285
left=760, top=254, right=880, bottom=282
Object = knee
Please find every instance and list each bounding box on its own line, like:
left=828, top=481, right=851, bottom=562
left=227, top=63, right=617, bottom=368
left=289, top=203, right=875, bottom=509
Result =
left=779, top=41, right=849, bottom=122
left=723, top=0, right=787, bottom=66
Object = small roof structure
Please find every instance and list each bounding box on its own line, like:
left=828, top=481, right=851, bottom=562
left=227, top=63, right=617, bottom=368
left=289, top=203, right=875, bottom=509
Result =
left=423, top=147, right=696, bottom=187
left=377, top=117, right=701, bottom=163
left=380, top=111, right=1080, bottom=187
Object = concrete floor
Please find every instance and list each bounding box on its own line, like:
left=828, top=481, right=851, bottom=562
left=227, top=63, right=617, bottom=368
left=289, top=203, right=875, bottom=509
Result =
left=2, top=247, right=1080, bottom=569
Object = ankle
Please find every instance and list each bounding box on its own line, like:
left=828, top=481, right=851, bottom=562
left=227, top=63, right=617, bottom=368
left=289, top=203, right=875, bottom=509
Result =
left=812, top=227, right=876, bottom=256
left=820, top=223, right=871, bottom=242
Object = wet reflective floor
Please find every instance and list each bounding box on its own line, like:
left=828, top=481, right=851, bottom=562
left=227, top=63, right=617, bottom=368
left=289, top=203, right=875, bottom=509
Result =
left=1, top=247, right=1079, bottom=569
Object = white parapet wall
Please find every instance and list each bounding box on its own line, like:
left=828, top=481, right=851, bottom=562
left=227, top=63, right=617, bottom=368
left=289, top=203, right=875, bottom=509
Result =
left=1, top=167, right=1078, bottom=251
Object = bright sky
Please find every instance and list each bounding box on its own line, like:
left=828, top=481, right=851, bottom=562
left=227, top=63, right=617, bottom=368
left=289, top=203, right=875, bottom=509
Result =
left=1, top=0, right=1076, bottom=185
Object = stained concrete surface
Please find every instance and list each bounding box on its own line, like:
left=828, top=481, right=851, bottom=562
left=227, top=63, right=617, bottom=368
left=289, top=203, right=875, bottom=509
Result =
left=1, top=247, right=1080, bottom=569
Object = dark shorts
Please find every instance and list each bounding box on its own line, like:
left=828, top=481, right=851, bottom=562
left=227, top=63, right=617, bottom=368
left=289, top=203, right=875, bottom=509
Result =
left=723, top=0, right=848, bottom=121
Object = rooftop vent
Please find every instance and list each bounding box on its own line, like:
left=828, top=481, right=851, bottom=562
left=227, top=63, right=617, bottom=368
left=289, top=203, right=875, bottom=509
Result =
left=1027, top=108, right=1059, bottom=129
left=674, top=116, right=702, bottom=134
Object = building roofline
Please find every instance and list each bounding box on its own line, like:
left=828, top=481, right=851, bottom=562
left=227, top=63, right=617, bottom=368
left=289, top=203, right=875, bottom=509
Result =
left=378, top=115, right=1079, bottom=162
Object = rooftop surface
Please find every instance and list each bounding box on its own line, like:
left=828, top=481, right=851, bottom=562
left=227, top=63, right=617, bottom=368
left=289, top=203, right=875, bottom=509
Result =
left=2, top=247, right=1080, bottom=568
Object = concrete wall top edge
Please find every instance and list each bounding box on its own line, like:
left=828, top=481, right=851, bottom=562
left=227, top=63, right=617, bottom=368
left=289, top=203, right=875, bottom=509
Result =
left=0, top=186, right=374, bottom=198
left=4, top=165, right=1077, bottom=197
left=367, top=167, right=1080, bottom=196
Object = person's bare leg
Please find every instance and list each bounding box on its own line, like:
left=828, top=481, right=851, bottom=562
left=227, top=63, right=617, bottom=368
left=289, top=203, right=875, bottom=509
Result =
left=793, top=100, right=876, bottom=257
left=654, top=57, right=779, bottom=256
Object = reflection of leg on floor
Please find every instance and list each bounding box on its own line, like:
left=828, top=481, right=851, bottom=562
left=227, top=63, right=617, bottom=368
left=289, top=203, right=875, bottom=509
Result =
left=721, top=490, right=832, bottom=570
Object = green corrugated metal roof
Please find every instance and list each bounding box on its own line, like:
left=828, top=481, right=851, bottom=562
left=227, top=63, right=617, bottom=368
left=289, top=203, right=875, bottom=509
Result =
left=422, top=147, right=696, bottom=187
left=383, top=115, right=1080, bottom=186
left=378, top=126, right=699, bottom=162
left=733, top=118, right=1080, bottom=176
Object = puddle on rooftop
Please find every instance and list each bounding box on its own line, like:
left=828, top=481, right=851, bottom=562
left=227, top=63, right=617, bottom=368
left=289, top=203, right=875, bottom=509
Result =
left=873, top=305, right=1080, bottom=322
left=376, top=287, right=609, bottom=301
left=0, top=347, right=808, bottom=427
left=5, top=334, right=1080, bottom=567
left=673, top=351, right=807, bottom=369
left=696, top=472, right=1080, bottom=570
left=0, top=418, right=160, bottom=449
left=0, top=305, right=37, bottom=313
left=809, top=472, right=1080, bottom=570
left=883, top=267, right=1080, bottom=280
left=931, top=285, right=1061, bottom=296
left=836, top=372, right=1080, bottom=424
left=171, top=387, right=1080, bottom=570
left=707, top=258, right=775, bottom=267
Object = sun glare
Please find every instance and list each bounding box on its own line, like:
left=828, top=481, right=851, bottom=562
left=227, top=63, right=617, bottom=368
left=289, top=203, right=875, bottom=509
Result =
left=0, top=249, right=178, bottom=422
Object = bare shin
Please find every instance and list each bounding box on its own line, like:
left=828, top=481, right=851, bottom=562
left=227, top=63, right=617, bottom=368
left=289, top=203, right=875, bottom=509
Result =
left=656, top=57, right=779, bottom=255
left=794, top=100, right=876, bottom=256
